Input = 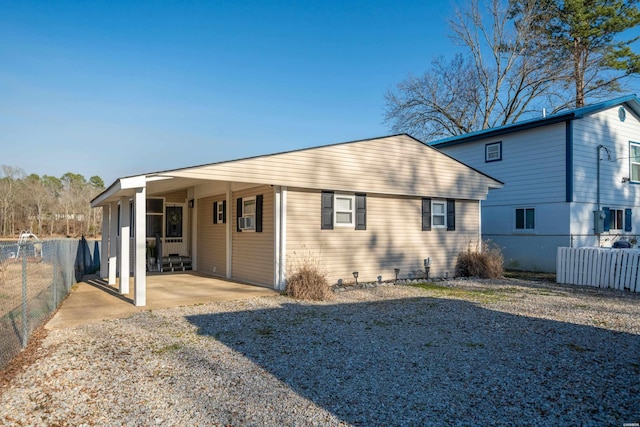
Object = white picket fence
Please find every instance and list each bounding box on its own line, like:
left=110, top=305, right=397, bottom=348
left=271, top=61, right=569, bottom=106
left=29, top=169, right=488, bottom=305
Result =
left=556, top=247, right=640, bottom=292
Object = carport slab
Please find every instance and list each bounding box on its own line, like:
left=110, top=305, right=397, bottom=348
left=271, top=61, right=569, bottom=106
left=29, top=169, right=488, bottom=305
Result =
left=46, top=273, right=278, bottom=330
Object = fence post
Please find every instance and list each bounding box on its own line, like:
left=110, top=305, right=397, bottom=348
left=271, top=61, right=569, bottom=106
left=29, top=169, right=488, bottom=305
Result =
left=21, top=245, right=28, bottom=348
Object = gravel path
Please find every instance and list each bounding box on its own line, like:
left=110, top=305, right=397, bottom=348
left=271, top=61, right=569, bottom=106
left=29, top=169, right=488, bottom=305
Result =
left=1, top=278, right=639, bottom=426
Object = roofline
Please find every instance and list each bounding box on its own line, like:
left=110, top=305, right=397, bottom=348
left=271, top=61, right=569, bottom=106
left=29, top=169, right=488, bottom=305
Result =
left=432, top=94, right=640, bottom=148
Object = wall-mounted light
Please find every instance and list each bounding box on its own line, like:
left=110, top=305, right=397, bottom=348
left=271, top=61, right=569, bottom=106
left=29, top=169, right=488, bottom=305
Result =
left=352, top=271, right=359, bottom=285
left=189, top=199, right=195, bottom=208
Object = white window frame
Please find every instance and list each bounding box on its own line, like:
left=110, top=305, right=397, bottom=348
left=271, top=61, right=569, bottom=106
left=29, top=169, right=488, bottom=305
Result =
left=334, top=194, right=355, bottom=227
left=485, top=142, right=502, bottom=162
left=216, top=200, right=225, bottom=223
left=608, top=208, right=624, bottom=231
left=515, top=207, right=535, bottom=232
left=630, top=142, right=640, bottom=182
left=240, top=196, right=256, bottom=231
left=432, top=200, right=447, bottom=229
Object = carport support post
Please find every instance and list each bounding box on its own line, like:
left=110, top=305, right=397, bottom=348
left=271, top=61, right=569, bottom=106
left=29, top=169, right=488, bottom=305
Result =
left=119, top=196, right=130, bottom=295
left=100, top=204, right=110, bottom=278
left=108, top=201, right=118, bottom=285
left=133, top=187, right=146, bottom=306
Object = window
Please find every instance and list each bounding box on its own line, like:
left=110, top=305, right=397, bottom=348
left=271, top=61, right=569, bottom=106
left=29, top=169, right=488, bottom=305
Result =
left=165, top=206, right=183, bottom=238
left=335, top=195, right=355, bottom=226
left=603, top=207, right=632, bottom=231
left=515, top=208, right=535, bottom=230
left=321, top=192, right=366, bottom=230
left=630, top=142, right=640, bottom=182
left=213, top=200, right=226, bottom=224
left=486, top=142, right=502, bottom=162
left=432, top=200, right=446, bottom=228
left=239, top=197, right=256, bottom=231
left=422, top=198, right=455, bottom=231
left=146, top=198, right=163, bottom=238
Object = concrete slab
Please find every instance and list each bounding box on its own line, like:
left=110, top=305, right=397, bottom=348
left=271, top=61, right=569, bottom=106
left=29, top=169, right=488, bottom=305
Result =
left=46, top=273, right=279, bottom=330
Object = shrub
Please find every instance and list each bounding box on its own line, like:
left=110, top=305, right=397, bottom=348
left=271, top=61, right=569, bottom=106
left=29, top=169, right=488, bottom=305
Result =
left=456, top=241, right=504, bottom=279
left=284, top=251, right=332, bottom=301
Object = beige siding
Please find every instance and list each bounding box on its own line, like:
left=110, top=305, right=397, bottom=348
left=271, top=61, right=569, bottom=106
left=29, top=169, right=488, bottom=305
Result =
left=286, top=188, right=479, bottom=284
left=196, top=195, right=227, bottom=277
left=164, top=189, right=187, bottom=204
left=166, top=135, right=500, bottom=200
left=231, top=185, right=275, bottom=286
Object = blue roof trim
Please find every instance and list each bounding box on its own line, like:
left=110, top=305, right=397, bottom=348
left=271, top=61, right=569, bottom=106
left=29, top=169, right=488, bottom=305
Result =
left=432, top=95, right=640, bottom=148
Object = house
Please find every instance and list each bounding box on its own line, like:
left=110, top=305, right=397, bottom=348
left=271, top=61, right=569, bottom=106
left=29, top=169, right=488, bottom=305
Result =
left=432, top=95, right=640, bottom=273
left=90, top=134, right=502, bottom=306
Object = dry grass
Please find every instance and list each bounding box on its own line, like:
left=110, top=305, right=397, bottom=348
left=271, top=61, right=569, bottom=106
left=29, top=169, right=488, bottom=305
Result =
left=0, top=259, right=54, bottom=317
left=456, top=241, right=504, bottom=279
left=284, top=251, right=332, bottom=301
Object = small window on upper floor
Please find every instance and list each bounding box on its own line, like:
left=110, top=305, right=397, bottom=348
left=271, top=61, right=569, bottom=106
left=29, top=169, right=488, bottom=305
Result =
left=630, top=142, right=640, bottom=182
left=486, top=142, right=502, bottom=162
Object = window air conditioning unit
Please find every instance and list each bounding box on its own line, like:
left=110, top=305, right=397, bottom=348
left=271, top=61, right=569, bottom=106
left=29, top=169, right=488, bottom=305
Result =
left=239, top=215, right=255, bottom=230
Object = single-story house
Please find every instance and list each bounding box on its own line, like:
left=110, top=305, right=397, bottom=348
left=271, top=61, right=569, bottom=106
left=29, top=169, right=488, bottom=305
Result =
left=91, top=134, right=503, bottom=306
left=432, top=95, right=640, bottom=272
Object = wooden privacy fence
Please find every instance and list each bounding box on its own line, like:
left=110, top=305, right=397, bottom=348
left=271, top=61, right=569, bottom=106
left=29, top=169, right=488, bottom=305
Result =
left=556, top=247, right=640, bottom=292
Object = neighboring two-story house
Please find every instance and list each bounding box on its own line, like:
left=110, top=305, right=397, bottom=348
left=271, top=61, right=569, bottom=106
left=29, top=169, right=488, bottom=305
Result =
left=432, top=95, right=640, bottom=272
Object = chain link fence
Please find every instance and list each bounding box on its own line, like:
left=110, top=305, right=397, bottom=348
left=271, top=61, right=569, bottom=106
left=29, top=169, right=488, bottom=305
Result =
left=0, top=238, right=100, bottom=369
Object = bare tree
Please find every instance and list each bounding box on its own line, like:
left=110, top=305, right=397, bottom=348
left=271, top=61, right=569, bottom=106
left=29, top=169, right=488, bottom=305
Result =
left=385, top=0, right=558, bottom=140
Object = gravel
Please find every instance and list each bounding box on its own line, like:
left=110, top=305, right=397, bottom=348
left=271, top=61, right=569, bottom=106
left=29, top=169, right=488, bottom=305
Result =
left=1, top=278, right=639, bottom=426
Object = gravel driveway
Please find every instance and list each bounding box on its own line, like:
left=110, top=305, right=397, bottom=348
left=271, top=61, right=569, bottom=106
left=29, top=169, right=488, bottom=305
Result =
left=1, top=278, right=639, bottom=426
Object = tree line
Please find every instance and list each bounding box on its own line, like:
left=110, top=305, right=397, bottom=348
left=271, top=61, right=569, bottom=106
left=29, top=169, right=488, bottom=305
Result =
left=385, top=0, right=640, bottom=141
left=0, top=165, right=105, bottom=238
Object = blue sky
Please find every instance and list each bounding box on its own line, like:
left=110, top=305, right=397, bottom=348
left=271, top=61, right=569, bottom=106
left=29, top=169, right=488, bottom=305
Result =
left=1, top=1, right=638, bottom=185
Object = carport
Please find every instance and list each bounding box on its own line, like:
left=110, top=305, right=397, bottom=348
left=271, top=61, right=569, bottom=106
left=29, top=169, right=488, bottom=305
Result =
left=46, top=273, right=278, bottom=329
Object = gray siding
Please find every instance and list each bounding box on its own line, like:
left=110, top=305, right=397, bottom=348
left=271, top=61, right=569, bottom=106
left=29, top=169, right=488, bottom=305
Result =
left=440, top=123, right=567, bottom=206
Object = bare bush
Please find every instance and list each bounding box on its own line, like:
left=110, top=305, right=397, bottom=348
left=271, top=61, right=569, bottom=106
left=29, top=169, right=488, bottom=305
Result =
left=456, top=240, right=504, bottom=279
left=284, top=251, right=332, bottom=301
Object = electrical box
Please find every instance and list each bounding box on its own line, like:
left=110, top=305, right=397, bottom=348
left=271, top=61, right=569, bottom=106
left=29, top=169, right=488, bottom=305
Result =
left=593, top=210, right=605, bottom=234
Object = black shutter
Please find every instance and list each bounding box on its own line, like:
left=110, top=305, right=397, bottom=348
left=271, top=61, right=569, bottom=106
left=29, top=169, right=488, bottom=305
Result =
left=603, top=207, right=610, bottom=232
left=355, top=193, right=366, bottom=230
left=422, top=198, right=431, bottom=231
left=447, top=199, right=456, bottom=231
left=321, top=191, right=334, bottom=230
left=625, top=208, right=632, bottom=232
left=236, top=198, right=243, bottom=232
left=256, top=195, right=263, bottom=232
left=213, top=202, right=218, bottom=224
left=222, top=200, right=227, bottom=224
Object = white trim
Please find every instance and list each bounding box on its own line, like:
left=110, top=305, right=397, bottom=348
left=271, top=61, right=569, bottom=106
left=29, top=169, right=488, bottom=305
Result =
left=119, top=196, right=130, bottom=295
left=334, top=194, right=355, bottom=227
left=226, top=183, right=232, bottom=279
left=239, top=196, right=257, bottom=231
left=190, top=196, right=198, bottom=271
left=514, top=207, right=536, bottom=233
left=133, top=187, right=146, bottom=306
left=478, top=200, right=482, bottom=245
left=432, top=199, right=447, bottom=229
left=274, top=186, right=287, bottom=290
left=108, top=201, right=118, bottom=285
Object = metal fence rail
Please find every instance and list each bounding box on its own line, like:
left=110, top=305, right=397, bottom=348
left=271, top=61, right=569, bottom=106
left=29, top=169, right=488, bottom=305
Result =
left=556, top=247, right=640, bottom=292
left=0, top=239, right=98, bottom=369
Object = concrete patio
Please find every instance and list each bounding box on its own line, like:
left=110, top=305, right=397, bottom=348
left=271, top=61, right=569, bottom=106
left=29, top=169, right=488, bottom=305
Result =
left=45, top=273, right=279, bottom=330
